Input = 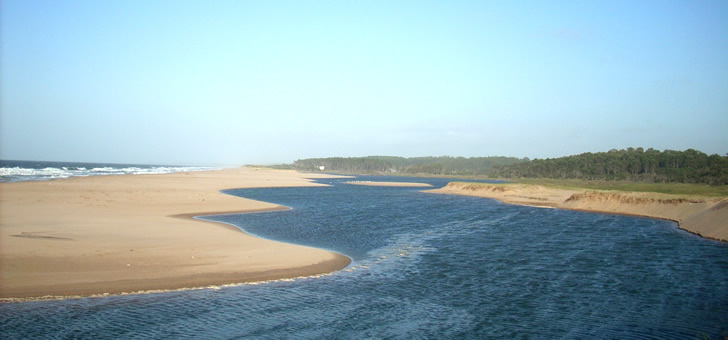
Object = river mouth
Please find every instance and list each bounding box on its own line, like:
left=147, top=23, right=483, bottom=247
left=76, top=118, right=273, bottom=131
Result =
left=2, top=175, right=727, bottom=339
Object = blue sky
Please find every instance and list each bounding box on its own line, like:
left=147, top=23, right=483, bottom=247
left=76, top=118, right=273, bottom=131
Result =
left=2, top=1, right=726, bottom=165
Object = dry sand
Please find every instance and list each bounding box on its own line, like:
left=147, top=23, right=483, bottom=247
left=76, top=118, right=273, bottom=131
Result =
left=344, top=181, right=432, bottom=187
left=0, top=167, right=351, bottom=300
left=429, top=182, right=728, bottom=242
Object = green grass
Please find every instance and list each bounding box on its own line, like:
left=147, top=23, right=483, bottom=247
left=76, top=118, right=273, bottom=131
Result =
left=510, top=178, right=728, bottom=197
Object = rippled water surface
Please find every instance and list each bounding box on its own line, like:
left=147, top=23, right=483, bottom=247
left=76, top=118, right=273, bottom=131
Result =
left=2, top=176, right=727, bottom=339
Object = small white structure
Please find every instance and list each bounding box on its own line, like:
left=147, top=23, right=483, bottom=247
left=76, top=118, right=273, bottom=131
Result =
left=319, top=166, right=326, bottom=171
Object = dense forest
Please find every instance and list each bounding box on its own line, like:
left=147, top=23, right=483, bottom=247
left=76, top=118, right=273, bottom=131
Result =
left=291, top=156, right=525, bottom=176
left=490, top=148, right=728, bottom=185
left=289, top=148, right=728, bottom=185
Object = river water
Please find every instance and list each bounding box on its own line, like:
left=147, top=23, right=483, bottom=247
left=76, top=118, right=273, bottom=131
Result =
left=2, top=176, right=727, bottom=339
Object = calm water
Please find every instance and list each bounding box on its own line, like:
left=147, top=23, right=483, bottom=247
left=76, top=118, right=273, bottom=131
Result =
left=2, top=176, right=727, bottom=339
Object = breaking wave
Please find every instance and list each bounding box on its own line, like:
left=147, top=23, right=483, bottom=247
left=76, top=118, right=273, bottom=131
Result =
left=0, top=160, right=216, bottom=182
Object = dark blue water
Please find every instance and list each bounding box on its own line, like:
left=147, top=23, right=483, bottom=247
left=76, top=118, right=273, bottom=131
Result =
left=2, top=176, right=727, bottom=339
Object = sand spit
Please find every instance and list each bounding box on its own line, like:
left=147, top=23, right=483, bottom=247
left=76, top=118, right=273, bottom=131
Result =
left=344, top=181, right=432, bottom=187
left=428, top=182, right=728, bottom=242
left=0, top=167, right=351, bottom=300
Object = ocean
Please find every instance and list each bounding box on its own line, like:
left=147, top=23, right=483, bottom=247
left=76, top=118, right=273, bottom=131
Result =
left=0, top=160, right=215, bottom=182
left=1, top=171, right=727, bottom=339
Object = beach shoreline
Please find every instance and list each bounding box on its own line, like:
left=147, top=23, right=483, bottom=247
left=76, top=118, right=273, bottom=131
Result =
left=428, top=182, right=728, bottom=243
left=0, top=167, right=352, bottom=300
left=343, top=181, right=432, bottom=187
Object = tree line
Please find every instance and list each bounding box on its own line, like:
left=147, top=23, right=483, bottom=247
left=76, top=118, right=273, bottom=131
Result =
left=291, top=156, right=526, bottom=176
left=490, top=148, right=728, bottom=185
left=288, top=148, right=727, bottom=185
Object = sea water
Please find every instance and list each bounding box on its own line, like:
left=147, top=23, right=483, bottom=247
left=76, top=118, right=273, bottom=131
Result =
left=0, top=160, right=214, bottom=182
left=1, top=175, right=727, bottom=339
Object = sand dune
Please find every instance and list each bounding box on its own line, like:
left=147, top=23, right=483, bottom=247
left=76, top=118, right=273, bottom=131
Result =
left=429, top=182, right=728, bottom=242
left=0, top=167, right=351, bottom=300
left=344, top=181, right=432, bottom=187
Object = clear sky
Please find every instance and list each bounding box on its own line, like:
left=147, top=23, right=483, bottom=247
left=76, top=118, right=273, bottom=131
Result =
left=2, top=1, right=726, bottom=165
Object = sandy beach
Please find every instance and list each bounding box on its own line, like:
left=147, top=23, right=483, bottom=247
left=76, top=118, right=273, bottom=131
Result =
left=344, top=181, right=432, bottom=187
left=429, top=182, right=728, bottom=242
left=0, top=167, right=351, bottom=300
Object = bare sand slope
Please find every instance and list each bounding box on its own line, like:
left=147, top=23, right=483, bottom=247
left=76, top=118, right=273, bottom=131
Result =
left=344, top=181, right=432, bottom=187
left=0, top=167, right=351, bottom=300
left=429, top=183, right=728, bottom=242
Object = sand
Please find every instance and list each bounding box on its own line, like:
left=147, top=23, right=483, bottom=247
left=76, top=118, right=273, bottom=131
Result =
left=344, top=181, right=432, bottom=187
left=0, top=167, right=351, bottom=300
left=429, top=182, right=728, bottom=242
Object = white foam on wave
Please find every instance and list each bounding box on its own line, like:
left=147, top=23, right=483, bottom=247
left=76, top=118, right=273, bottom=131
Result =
left=0, top=167, right=72, bottom=179
left=0, top=165, right=217, bottom=182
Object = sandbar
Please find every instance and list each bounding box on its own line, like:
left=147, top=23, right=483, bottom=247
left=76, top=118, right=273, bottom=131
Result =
left=0, top=167, right=351, bottom=300
left=428, top=182, right=728, bottom=242
left=344, top=181, right=432, bottom=187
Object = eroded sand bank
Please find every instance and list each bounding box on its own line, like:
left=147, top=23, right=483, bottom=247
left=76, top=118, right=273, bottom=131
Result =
left=429, top=182, right=728, bottom=242
left=0, top=167, right=351, bottom=300
left=344, top=181, right=432, bottom=187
